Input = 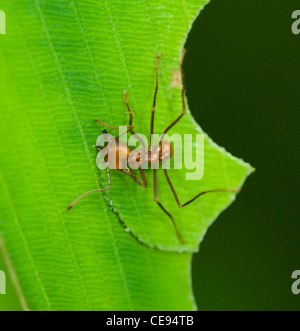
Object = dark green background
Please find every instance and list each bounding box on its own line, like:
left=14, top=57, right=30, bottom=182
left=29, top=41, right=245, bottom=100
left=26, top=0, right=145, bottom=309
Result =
left=0, top=0, right=299, bottom=311
left=186, top=0, right=300, bottom=311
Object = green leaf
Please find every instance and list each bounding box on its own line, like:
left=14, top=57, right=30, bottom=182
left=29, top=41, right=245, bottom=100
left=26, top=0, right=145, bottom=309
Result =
left=0, top=0, right=253, bottom=310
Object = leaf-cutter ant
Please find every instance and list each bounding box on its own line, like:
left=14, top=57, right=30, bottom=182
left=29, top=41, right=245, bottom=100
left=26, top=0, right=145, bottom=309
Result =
left=68, top=53, right=239, bottom=244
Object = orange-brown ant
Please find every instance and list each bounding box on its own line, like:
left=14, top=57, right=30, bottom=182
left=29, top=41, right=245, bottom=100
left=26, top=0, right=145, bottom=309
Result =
left=67, top=53, right=239, bottom=244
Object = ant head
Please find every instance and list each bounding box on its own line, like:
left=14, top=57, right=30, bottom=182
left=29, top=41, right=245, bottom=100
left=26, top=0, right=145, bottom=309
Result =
left=96, top=131, right=116, bottom=150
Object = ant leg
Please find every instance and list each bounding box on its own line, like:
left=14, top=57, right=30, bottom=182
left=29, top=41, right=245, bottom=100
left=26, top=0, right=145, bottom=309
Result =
left=139, top=168, right=147, bottom=188
left=120, top=168, right=147, bottom=188
left=163, top=168, right=240, bottom=208
left=150, top=53, right=161, bottom=145
left=123, top=91, right=146, bottom=150
left=124, top=91, right=133, bottom=127
left=153, top=169, right=185, bottom=244
left=160, top=85, right=186, bottom=142
left=67, top=168, right=111, bottom=210
left=95, top=107, right=135, bottom=132
left=160, top=51, right=187, bottom=142
left=94, top=90, right=136, bottom=133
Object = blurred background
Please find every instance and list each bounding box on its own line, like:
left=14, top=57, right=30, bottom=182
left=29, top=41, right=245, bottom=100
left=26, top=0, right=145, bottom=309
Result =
left=0, top=0, right=299, bottom=310
left=186, top=0, right=300, bottom=311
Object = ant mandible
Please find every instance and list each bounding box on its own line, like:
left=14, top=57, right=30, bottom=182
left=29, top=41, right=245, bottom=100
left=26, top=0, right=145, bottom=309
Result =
left=67, top=53, right=239, bottom=244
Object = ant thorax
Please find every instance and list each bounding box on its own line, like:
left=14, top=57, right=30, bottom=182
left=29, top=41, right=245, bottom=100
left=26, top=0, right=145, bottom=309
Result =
left=148, top=142, right=173, bottom=164
left=128, top=141, right=173, bottom=169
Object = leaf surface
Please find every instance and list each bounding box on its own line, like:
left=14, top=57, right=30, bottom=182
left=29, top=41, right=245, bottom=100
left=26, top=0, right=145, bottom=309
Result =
left=0, top=0, right=252, bottom=310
